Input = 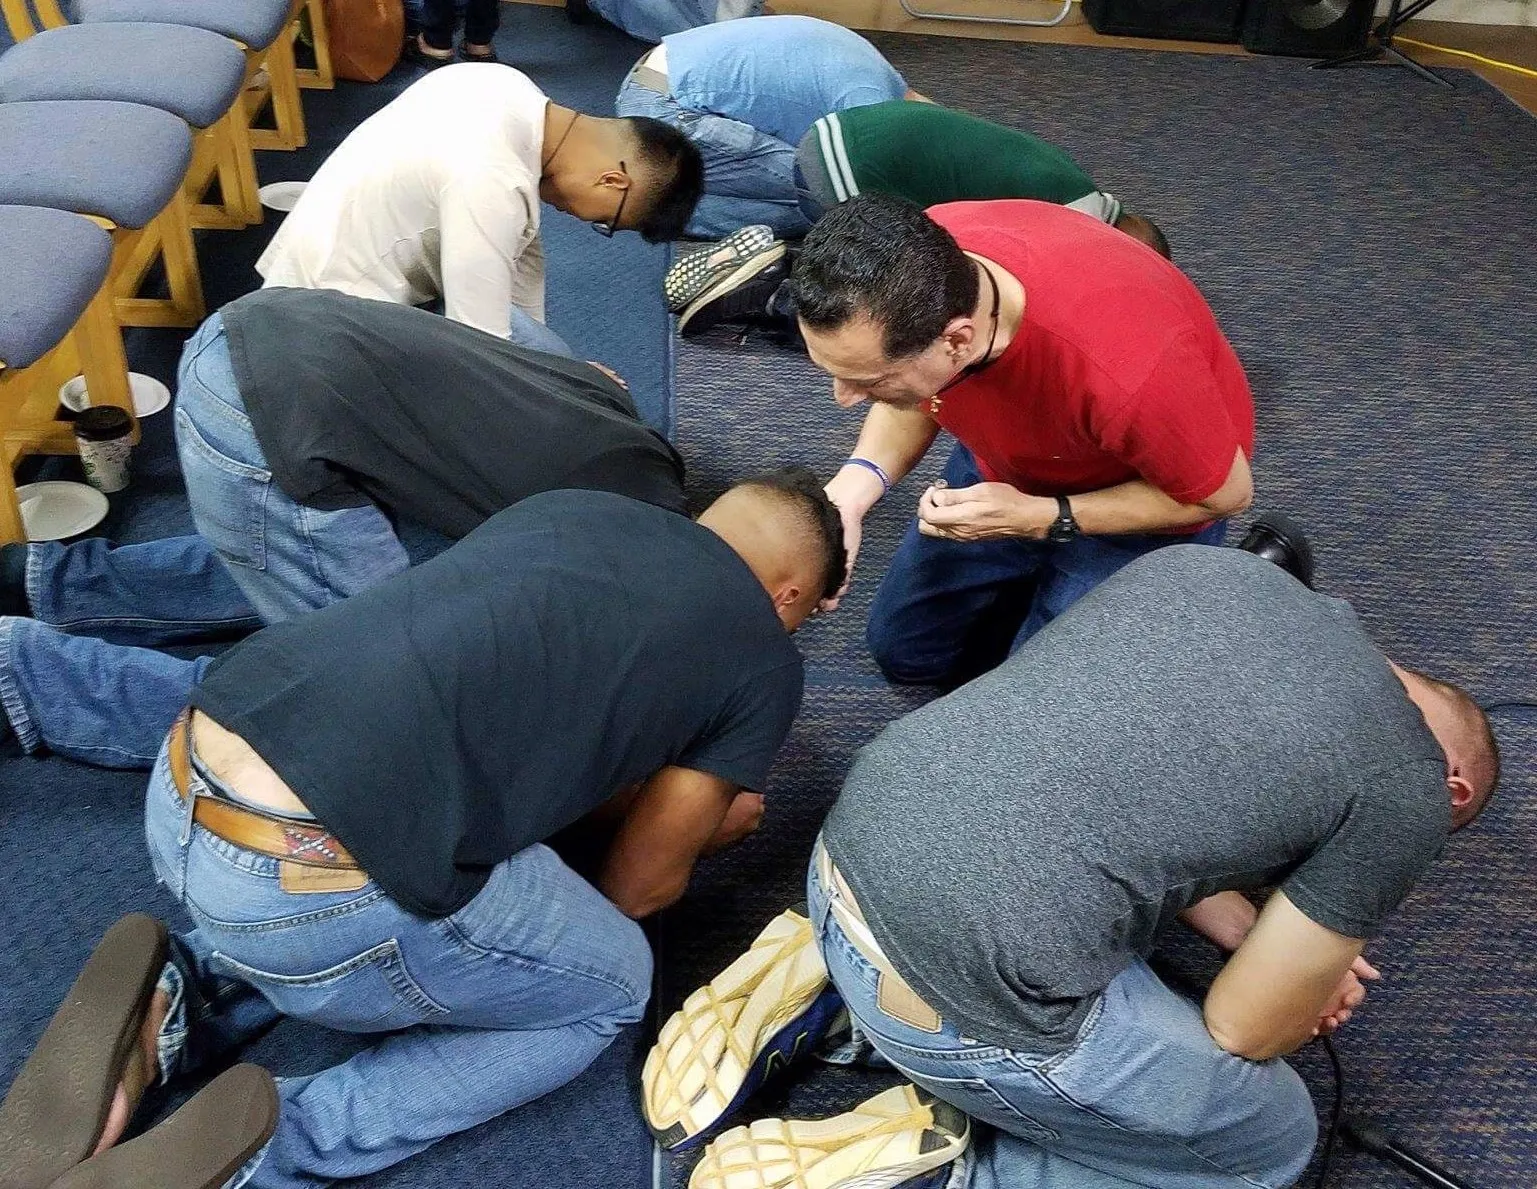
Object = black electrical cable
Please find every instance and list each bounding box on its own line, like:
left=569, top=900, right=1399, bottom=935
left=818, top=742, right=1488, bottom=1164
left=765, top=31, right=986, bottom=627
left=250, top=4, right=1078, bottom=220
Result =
left=1314, top=1035, right=1346, bottom=1188
left=1308, top=694, right=1530, bottom=1187
left=1481, top=700, right=1537, bottom=713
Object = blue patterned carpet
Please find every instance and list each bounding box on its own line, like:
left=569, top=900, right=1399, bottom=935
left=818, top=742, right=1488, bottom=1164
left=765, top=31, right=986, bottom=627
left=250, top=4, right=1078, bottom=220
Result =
left=1, top=13, right=1533, bottom=1189
left=661, top=37, right=1537, bottom=1189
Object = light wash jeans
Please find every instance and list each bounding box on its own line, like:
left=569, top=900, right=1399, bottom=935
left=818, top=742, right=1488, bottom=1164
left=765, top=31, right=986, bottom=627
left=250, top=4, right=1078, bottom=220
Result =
left=0, top=308, right=571, bottom=768
left=616, top=71, right=809, bottom=240
left=807, top=853, right=1319, bottom=1189
left=144, top=732, right=652, bottom=1189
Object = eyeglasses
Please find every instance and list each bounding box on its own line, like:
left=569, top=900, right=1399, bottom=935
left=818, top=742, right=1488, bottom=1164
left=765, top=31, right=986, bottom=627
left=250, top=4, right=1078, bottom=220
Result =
left=591, top=161, right=629, bottom=238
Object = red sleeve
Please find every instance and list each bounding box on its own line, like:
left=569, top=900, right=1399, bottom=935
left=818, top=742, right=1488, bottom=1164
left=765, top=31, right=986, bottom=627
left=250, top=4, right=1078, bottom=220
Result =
left=1091, top=332, right=1248, bottom=506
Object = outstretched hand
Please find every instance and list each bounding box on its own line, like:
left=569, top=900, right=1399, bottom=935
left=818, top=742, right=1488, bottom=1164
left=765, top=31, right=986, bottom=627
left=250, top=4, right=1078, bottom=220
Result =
left=1315, top=956, right=1382, bottom=1036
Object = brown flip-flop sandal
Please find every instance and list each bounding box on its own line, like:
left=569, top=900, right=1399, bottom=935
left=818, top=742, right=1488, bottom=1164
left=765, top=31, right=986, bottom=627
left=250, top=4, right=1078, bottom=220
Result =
left=0, top=914, right=168, bottom=1189
left=49, top=1064, right=279, bottom=1189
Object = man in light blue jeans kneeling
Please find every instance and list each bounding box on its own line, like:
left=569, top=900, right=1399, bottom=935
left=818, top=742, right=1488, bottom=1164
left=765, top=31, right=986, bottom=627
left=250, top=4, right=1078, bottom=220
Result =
left=0, top=288, right=685, bottom=769
left=693, top=544, right=1498, bottom=1189
left=614, top=16, right=915, bottom=239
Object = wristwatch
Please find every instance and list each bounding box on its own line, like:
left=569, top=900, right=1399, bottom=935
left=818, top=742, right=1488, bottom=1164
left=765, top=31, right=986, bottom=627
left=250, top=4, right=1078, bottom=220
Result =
left=1046, top=496, right=1080, bottom=544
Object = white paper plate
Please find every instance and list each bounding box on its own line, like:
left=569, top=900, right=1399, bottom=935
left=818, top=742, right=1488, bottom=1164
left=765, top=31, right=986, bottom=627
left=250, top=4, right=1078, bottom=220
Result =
left=58, top=373, right=170, bottom=418
left=258, top=181, right=308, bottom=212
left=17, top=481, right=110, bottom=542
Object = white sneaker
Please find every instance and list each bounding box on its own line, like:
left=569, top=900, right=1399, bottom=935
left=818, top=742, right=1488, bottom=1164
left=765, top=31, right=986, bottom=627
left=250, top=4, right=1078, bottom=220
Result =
left=644, top=909, right=842, bottom=1149
left=688, top=1083, right=971, bottom=1189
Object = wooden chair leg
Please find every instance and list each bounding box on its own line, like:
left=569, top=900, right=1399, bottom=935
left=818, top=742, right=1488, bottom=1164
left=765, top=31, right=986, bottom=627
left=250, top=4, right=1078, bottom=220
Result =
left=0, top=374, right=25, bottom=546
left=112, top=193, right=206, bottom=328
left=158, top=190, right=207, bottom=325
left=0, top=280, right=135, bottom=543
left=223, top=101, right=264, bottom=226
left=249, top=29, right=307, bottom=151
left=296, top=0, right=334, bottom=90
left=189, top=105, right=263, bottom=230
left=74, top=284, right=135, bottom=435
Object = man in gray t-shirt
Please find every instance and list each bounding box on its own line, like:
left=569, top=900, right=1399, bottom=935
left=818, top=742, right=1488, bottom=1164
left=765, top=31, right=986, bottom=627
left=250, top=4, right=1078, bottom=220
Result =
left=810, top=545, right=1499, bottom=1189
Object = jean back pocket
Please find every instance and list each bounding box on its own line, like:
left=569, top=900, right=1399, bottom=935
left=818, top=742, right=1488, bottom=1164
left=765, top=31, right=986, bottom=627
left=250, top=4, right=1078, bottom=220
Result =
left=210, top=939, right=448, bottom=1033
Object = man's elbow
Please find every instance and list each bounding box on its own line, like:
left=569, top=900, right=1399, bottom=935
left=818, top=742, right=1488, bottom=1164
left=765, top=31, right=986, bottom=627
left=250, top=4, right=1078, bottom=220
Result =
left=1199, top=478, right=1254, bottom=519
left=607, top=874, right=689, bottom=921
left=1203, top=1010, right=1297, bottom=1062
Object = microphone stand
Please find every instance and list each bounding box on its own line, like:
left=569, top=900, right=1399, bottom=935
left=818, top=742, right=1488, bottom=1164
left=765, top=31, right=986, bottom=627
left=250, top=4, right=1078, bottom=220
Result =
left=1312, top=0, right=1453, bottom=88
left=1341, top=1116, right=1473, bottom=1189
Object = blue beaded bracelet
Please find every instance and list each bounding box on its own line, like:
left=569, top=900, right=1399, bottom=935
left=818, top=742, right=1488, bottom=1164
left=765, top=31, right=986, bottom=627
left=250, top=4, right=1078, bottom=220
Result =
left=846, top=457, right=891, bottom=495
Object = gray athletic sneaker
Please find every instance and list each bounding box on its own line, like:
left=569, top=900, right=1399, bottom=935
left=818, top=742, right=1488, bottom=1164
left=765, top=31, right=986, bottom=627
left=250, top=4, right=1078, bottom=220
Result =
left=664, top=225, right=780, bottom=312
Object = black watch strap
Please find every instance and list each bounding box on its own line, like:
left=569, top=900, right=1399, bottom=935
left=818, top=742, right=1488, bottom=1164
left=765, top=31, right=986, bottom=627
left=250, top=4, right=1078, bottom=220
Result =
left=1048, top=495, right=1079, bottom=543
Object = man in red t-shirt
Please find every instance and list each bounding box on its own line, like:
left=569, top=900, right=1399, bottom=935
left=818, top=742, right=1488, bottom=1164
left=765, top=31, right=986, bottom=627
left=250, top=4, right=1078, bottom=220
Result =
left=790, top=193, right=1257, bottom=685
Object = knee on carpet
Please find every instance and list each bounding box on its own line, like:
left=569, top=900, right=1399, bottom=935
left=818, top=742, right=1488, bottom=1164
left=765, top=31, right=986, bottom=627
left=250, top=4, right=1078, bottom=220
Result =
left=865, top=621, right=958, bottom=687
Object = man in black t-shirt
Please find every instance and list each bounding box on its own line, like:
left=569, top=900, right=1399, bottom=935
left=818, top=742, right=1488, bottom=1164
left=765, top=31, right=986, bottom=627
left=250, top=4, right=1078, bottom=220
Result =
left=0, top=289, right=689, bottom=769
left=3, top=477, right=844, bottom=1188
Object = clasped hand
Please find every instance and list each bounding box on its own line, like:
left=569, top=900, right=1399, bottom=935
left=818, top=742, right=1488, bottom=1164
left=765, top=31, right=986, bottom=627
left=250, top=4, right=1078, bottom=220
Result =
left=1315, top=956, right=1382, bottom=1037
left=917, top=481, right=1054, bottom=542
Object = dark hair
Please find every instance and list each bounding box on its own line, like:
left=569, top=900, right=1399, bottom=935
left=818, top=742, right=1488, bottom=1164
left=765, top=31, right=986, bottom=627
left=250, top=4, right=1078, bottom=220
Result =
left=1114, top=211, right=1173, bottom=261
left=790, top=192, right=979, bottom=360
left=623, top=117, right=704, bottom=243
left=735, top=466, right=846, bottom=603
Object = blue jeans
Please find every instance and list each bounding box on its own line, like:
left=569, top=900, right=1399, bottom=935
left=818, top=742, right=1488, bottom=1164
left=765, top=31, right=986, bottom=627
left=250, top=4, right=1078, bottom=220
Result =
left=0, top=309, right=569, bottom=768
left=868, top=444, right=1228, bottom=686
left=806, top=855, right=1318, bottom=1189
left=616, top=72, right=808, bottom=240
left=145, top=733, right=652, bottom=1189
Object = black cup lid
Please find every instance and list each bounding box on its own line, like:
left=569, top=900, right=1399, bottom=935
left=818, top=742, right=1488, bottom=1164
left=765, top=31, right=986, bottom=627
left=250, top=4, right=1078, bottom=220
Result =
left=74, top=405, right=134, bottom=441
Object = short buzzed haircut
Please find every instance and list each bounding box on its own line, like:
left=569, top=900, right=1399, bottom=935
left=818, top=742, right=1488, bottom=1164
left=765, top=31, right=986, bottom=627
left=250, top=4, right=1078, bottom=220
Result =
left=623, top=117, right=704, bottom=243
left=791, top=192, right=979, bottom=361
left=732, top=466, right=847, bottom=603
left=1419, top=673, right=1502, bottom=814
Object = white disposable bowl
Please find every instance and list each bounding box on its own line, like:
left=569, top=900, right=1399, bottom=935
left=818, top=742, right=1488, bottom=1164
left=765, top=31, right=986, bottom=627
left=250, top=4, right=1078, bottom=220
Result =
left=59, top=373, right=170, bottom=418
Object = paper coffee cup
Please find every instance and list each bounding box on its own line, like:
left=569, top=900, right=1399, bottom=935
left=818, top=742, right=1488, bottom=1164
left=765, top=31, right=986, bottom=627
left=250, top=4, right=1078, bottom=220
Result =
left=73, top=406, right=134, bottom=494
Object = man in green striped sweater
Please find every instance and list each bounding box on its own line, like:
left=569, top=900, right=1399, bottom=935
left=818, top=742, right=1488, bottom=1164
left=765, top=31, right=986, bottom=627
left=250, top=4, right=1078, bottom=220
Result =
left=796, top=101, right=1167, bottom=255
left=668, top=100, right=1168, bottom=333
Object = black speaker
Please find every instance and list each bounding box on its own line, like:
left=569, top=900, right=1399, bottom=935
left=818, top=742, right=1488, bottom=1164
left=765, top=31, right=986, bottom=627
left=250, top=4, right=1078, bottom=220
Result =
left=1241, top=0, right=1375, bottom=56
left=1082, top=0, right=1247, bottom=43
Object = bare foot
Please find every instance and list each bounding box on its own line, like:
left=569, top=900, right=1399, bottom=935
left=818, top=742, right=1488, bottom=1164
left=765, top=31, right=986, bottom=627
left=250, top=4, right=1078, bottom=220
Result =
left=91, top=988, right=169, bottom=1156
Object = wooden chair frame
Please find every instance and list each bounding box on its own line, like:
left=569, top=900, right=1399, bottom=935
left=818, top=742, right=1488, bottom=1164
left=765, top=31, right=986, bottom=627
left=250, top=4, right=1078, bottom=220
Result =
left=89, top=187, right=207, bottom=329
left=0, top=281, right=136, bottom=543
left=295, top=0, right=334, bottom=91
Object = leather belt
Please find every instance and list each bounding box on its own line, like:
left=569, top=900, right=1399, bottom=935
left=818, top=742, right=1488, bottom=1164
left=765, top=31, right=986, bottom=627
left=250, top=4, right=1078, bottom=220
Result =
left=168, top=710, right=361, bottom=871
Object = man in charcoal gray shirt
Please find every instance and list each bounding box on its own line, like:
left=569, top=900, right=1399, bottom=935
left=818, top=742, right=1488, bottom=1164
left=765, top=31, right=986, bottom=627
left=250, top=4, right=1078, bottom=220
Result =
left=805, top=543, right=1499, bottom=1189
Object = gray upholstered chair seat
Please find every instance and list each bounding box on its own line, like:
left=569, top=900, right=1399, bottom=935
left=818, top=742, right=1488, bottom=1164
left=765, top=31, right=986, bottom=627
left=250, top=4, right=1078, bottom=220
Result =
left=71, top=0, right=293, bottom=52
left=0, top=206, right=114, bottom=369
left=0, top=23, right=246, bottom=129
left=0, top=102, right=193, bottom=231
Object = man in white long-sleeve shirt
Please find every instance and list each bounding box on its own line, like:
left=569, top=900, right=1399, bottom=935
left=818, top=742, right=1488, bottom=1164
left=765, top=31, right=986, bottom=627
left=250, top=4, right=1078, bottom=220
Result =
left=257, top=64, right=703, bottom=343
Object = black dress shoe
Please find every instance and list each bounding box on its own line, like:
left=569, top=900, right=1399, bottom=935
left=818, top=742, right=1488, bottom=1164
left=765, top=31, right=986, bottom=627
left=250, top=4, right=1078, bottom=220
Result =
left=1237, top=511, right=1316, bottom=588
